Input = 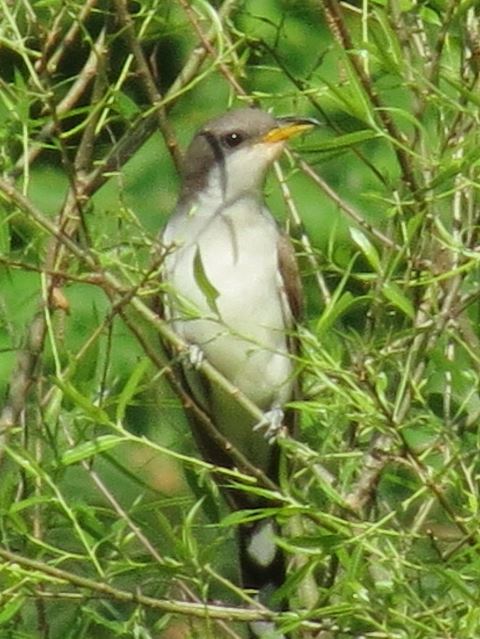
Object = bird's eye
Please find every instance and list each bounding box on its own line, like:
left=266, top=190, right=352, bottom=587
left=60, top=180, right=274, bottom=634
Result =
left=221, top=131, right=244, bottom=148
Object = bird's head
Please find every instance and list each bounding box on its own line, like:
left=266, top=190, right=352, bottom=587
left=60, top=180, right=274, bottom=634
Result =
left=180, top=107, right=318, bottom=203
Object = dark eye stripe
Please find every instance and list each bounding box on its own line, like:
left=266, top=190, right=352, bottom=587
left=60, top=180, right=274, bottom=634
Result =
left=201, top=130, right=228, bottom=198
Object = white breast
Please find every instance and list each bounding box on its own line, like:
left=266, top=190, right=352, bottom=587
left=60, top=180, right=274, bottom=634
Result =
left=163, top=194, right=294, bottom=411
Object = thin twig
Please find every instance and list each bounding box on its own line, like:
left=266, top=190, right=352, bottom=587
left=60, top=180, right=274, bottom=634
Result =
left=176, top=0, right=247, bottom=98
left=11, top=29, right=106, bottom=179
left=113, top=0, right=183, bottom=171
left=298, top=157, right=401, bottom=251
left=319, top=0, right=422, bottom=197
left=273, top=162, right=332, bottom=306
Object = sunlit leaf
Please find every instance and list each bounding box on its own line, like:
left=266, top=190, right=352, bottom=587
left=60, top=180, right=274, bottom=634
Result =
left=382, top=281, right=414, bottom=318
left=350, top=227, right=382, bottom=273
left=61, top=435, right=126, bottom=466
left=193, top=247, right=220, bottom=314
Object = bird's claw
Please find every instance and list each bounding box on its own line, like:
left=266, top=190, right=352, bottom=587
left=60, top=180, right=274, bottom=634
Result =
left=253, top=407, right=285, bottom=444
left=182, top=344, right=204, bottom=369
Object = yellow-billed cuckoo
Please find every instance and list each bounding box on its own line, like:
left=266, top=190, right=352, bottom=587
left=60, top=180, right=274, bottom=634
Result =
left=160, top=107, right=316, bottom=638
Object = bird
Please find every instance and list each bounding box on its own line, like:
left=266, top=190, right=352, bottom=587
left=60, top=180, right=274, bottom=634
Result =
left=160, top=107, right=316, bottom=638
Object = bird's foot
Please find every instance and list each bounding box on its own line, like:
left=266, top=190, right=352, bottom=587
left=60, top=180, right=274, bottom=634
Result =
left=182, top=344, right=204, bottom=369
left=253, top=407, right=285, bottom=444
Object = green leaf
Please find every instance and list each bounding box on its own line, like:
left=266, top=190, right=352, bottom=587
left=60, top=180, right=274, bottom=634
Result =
left=53, top=379, right=112, bottom=425
left=283, top=534, right=343, bottom=553
left=428, top=143, right=480, bottom=191
left=114, top=91, right=141, bottom=118
left=308, top=130, right=380, bottom=152
left=61, top=435, right=126, bottom=466
left=193, top=247, right=220, bottom=314
left=350, top=228, right=382, bottom=273
left=116, top=356, right=150, bottom=422
left=443, top=75, right=480, bottom=108
left=0, top=595, right=25, bottom=625
left=316, top=292, right=367, bottom=336
left=418, top=6, right=442, bottom=25
left=5, top=446, right=44, bottom=479
left=382, top=282, right=414, bottom=319
left=9, top=495, right=52, bottom=513
left=82, top=606, right=128, bottom=634
left=221, top=507, right=280, bottom=527
left=0, top=204, right=10, bottom=254
left=320, top=76, right=373, bottom=125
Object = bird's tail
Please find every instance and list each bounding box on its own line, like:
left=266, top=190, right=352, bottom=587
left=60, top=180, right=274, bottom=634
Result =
left=239, top=518, right=287, bottom=639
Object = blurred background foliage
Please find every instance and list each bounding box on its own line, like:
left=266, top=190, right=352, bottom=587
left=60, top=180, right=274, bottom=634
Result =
left=1, top=0, right=480, bottom=637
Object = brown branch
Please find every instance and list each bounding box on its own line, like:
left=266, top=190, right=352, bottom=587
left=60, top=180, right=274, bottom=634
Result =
left=176, top=0, right=247, bottom=98
left=319, top=0, right=421, bottom=198
left=0, top=547, right=277, bottom=624
left=35, top=0, right=99, bottom=75
left=113, top=0, right=183, bottom=172
left=11, top=26, right=106, bottom=178
left=0, top=312, right=46, bottom=440
left=428, top=0, right=460, bottom=84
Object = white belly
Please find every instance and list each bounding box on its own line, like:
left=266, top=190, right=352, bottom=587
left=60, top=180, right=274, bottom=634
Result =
left=163, top=196, right=293, bottom=411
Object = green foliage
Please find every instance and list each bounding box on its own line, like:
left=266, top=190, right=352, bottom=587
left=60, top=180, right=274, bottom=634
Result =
left=1, top=0, right=480, bottom=638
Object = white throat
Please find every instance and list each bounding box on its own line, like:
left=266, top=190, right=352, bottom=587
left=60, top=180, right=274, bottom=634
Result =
left=199, top=140, right=285, bottom=205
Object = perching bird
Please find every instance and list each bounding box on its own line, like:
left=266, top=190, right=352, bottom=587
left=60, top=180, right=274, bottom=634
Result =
left=160, top=107, right=316, bottom=638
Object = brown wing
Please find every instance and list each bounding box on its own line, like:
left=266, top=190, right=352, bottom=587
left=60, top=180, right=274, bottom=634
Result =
left=277, top=230, right=303, bottom=437
left=277, top=230, right=303, bottom=324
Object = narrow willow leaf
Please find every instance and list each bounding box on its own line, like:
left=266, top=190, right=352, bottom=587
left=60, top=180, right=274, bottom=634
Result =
left=5, top=446, right=44, bottom=478
left=382, top=282, right=414, bottom=319
left=321, top=76, right=372, bottom=124
left=350, top=228, right=382, bottom=273
left=221, top=508, right=280, bottom=527
left=0, top=596, right=25, bottom=625
left=61, top=435, right=126, bottom=466
left=418, top=5, right=442, bottom=25
left=193, top=246, right=220, bottom=314
left=82, top=607, right=129, bottom=634
left=443, top=75, right=480, bottom=108
left=429, top=144, right=480, bottom=190
left=116, top=356, right=150, bottom=422
left=0, top=205, right=10, bottom=254
left=308, top=130, right=380, bottom=152
left=437, top=567, right=477, bottom=601
left=316, top=292, right=366, bottom=336
left=10, top=495, right=52, bottom=513
left=342, top=56, right=377, bottom=126
left=114, top=90, right=141, bottom=118
left=281, top=534, right=343, bottom=553
left=53, top=379, right=111, bottom=425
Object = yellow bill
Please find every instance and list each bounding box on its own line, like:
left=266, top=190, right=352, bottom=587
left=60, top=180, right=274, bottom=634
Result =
left=262, top=118, right=318, bottom=144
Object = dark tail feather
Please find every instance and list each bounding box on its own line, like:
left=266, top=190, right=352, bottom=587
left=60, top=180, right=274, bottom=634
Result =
left=239, top=519, right=287, bottom=639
